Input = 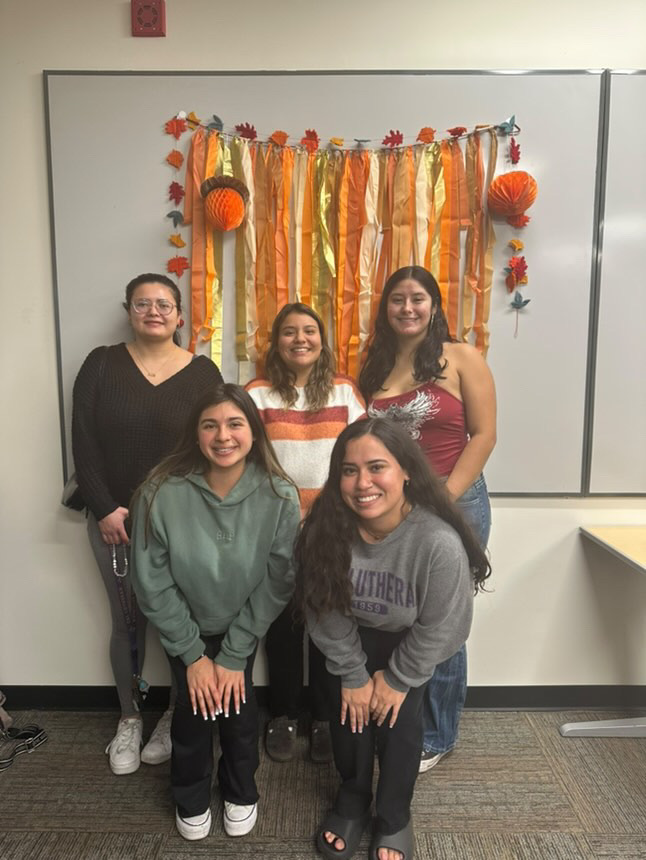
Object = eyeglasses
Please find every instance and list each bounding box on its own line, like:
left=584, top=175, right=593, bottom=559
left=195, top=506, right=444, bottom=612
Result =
left=131, top=299, right=177, bottom=316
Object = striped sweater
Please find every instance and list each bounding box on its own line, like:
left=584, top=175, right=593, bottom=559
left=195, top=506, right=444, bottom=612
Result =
left=246, top=375, right=366, bottom=514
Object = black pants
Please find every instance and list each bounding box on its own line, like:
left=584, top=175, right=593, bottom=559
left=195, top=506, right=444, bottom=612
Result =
left=265, top=601, right=330, bottom=721
left=326, top=626, right=425, bottom=835
left=169, top=634, right=259, bottom=818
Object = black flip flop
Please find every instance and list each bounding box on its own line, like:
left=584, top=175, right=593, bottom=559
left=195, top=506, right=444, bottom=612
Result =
left=316, top=809, right=372, bottom=860
left=369, top=819, right=414, bottom=860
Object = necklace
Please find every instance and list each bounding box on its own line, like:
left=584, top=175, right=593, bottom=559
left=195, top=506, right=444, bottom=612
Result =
left=132, top=344, right=176, bottom=378
left=359, top=502, right=413, bottom=543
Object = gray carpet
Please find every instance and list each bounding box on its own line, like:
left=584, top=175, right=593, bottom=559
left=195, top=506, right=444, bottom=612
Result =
left=1, top=709, right=646, bottom=859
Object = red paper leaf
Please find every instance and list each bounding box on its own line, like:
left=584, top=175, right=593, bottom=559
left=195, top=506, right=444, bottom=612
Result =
left=447, top=126, right=467, bottom=138
left=416, top=127, right=436, bottom=144
left=235, top=122, right=257, bottom=140
left=169, top=181, right=185, bottom=205
left=300, top=129, right=320, bottom=153
left=510, top=137, right=521, bottom=165
left=167, top=256, right=190, bottom=278
left=382, top=130, right=404, bottom=148
left=508, top=214, right=531, bottom=228
left=166, top=149, right=184, bottom=169
left=165, top=117, right=188, bottom=140
left=270, top=130, right=288, bottom=146
left=508, top=255, right=528, bottom=281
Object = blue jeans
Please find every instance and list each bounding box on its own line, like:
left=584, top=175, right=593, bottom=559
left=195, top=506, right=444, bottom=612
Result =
left=422, top=474, right=491, bottom=754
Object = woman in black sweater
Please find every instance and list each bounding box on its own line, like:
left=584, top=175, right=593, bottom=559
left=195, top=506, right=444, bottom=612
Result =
left=72, top=273, right=222, bottom=775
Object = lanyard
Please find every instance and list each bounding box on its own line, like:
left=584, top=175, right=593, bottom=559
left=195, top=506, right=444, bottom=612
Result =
left=111, top=544, right=149, bottom=708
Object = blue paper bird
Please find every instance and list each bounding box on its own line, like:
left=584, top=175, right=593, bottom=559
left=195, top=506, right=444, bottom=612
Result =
left=207, top=114, right=224, bottom=131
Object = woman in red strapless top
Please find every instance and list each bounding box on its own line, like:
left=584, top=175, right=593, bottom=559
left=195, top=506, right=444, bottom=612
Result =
left=359, top=265, right=497, bottom=775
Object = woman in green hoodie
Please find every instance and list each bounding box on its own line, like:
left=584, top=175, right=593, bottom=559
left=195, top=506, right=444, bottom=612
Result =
left=131, top=384, right=300, bottom=842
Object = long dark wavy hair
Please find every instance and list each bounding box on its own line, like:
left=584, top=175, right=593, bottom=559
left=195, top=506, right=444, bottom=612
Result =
left=133, top=384, right=296, bottom=539
left=264, top=303, right=335, bottom=410
left=122, top=272, right=184, bottom=347
left=294, top=418, right=491, bottom=620
left=358, top=266, right=453, bottom=401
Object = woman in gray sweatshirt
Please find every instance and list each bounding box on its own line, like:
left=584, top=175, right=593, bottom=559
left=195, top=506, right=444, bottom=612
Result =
left=294, top=418, right=490, bottom=860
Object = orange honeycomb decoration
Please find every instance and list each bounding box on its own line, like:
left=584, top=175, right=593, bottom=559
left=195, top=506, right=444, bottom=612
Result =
left=487, top=170, right=538, bottom=228
left=200, top=176, right=250, bottom=231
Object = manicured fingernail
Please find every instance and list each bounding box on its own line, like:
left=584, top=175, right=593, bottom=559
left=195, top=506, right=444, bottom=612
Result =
left=211, top=714, right=216, bottom=721
left=193, top=708, right=197, bottom=716
left=203, top=715, right=208, bottom=721
left=236, top=708, right=240, bottom=715
left=242, top=696, right=246, bottom=704
left=225, top=712, right=229, bottom=718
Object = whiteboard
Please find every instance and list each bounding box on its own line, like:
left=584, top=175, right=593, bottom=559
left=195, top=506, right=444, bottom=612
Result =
left=45, top=71, right=603, bottom=494
left=589, top=72, right=646, bottom=494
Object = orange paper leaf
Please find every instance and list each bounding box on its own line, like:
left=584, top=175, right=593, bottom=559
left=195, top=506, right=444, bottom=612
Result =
left=166, top=149, right=184, bottom=169
left=165, top=117, right=188, bottom=140
left=270, top=130, right=288, bottom=146
left=416, top=127, right=436, bottom=143
left=447, top=126, right=467, bottom=137
left=167, top=255, right=190, bottom=277
left=505, top=272, right=517, bottom=292
left=169, top=233, right=186, bottom=247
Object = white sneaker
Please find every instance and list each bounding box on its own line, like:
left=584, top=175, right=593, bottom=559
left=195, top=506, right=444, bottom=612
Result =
left=175, top=807, right=212, bottom=841
left=141, top=708, right=173, bottom=765
left=105, top=717, right=142, bottom=775
left=223, top=801, right=258, bottom=836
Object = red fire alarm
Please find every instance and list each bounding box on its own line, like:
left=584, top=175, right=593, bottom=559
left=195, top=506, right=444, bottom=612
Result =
left=131, top=0, right=166, bottom=37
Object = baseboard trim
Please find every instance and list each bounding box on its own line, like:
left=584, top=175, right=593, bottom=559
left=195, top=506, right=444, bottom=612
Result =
left=2, top=685, right=645, bottom=711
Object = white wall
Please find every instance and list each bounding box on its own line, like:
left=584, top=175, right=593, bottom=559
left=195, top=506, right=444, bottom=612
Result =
left=1, top=0, right=645, bottom=691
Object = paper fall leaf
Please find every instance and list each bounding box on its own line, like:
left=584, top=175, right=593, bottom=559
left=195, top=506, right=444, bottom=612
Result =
left=508, top=255, right=528, bottom=284
left=497, top=115, right=517, bottom=135
left=510, top=291, right=531, bottom=310
left=167, top=256, right=190, bottom=278
left=505, top=272, right=518, bottom=292
left=207, top=114, right=224, bottom=131
left=167, top=210, right=184, bottom=227
left=270, top=130, right=288, bottom=146
left=510, top=137, right=521, bottom=164
left=508, top=238, right=524, bottom=251
left=382, top=130, right=404, bottom=148
left=509, top=214, right=531, bottom=228
left=186, top=111, right=201, bottom=130
left=447, top=126, right=467, bottom=138
left=169, top=233, right=186, bottom=248
left=235, top=122, right=257, bottom=140
left=165, top=117, right=187, bottom=139
left=329, top=137, right=344, bottom=147
left=417, top=127, right=436, bottom=144
left=166, top=149, right=184, bottom=169
left=300, top=129, right=320, bottom=152
left=169, top=181, right=185, bottom=205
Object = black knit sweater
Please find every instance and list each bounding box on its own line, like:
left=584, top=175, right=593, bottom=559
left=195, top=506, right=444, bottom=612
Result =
left=72, top=343, right=222, bottom=520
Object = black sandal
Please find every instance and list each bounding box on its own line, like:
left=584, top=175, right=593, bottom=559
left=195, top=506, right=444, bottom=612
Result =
left=369, top=819, right=414, bottom=860
left=316, top=809, right=372, bottom=860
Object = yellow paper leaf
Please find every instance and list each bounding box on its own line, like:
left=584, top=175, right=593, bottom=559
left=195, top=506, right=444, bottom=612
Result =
left=169, top=233, right=186, bottom=248
left=186, top=111, right=201, bottom=130
left=330, top=137, right=344, bottom=147
left=509, top=238, right=524, bottom=251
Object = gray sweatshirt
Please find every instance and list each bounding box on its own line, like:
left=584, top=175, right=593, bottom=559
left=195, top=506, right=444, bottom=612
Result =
left=307, top=507, right=474, bottom=693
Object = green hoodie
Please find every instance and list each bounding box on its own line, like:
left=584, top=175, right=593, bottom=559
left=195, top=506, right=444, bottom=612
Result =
left=130, top=462, right=300, bottom=670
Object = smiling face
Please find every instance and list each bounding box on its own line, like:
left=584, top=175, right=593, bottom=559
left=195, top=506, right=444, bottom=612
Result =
left=339, top=434, right=410, bottom=536
left=128, top=281, right=180, bottom=343
left=386, top=278, right=434, bottom=343
left=276, top=311, right=323, bottom=383
left=197, top=401, right=253, bottom=485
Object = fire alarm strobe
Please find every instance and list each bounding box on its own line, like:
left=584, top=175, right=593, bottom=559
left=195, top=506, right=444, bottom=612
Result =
left=131, top=0, right=166, bottom=37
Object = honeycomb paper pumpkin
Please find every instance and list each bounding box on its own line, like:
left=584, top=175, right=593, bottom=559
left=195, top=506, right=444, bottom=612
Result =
left=487, top=170, right=538, bottom=227
left=200, top=176, right=250, bottom=231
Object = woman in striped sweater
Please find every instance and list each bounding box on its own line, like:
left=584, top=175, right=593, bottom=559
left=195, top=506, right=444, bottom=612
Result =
left=246, top=303, right=365, bottom=763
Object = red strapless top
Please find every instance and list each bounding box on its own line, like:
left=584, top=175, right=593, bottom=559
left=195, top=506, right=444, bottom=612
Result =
left=368, top=381, right=467, bottom=478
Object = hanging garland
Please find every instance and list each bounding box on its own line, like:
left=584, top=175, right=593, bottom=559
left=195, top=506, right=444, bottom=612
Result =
left=162, top=110, right=525, bottom=367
